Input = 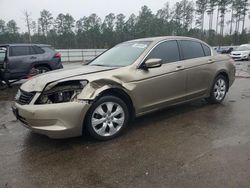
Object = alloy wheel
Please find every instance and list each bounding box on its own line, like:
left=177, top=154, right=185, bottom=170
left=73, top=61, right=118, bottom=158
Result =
left=214, top=78, right=226, bottom=101
left=91, top=102, right=125, bottom=137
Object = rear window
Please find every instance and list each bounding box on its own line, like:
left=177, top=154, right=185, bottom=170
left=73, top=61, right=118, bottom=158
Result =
left=202, top=44, right=211, bottom=56
left=41, top=46, right=54, bottom=52
left=9, top=46, right=30, bottom=56
left=33, top=46, right=45, bottom=54
left=179, top=40, right=205, bottom=60
left=29, top=46, right=37, bottom=55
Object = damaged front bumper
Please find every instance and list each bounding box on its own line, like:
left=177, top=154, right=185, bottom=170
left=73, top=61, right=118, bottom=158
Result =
left=12, top=101, right=91, bottom=139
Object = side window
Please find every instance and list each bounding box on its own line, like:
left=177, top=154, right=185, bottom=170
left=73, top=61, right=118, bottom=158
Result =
left=29, top=46, right=37, bottom=55
left=146, top=40, right=180, bottom=64
left=202, top=44, right=211, bottom=56
left=0, top=50, right=6, bottom=62
left=33, top=46, right=45, bottom=54
left=179, top=40, right=205, bottom=60
left=9, top=46, right=30, bottom=57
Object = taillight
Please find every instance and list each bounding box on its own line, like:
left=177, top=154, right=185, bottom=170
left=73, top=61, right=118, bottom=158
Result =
left=54, top=52, right=61, bottom=58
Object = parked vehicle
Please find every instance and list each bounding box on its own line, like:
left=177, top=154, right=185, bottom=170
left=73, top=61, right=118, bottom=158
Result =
left=215, top=46, right=234, bottom=54
left=0, top=47, right=11, bottom=88
left=0, top=44, right=63, bottom=81
left=230, top=44, right=250, bottom=60
left=12, top=36, right=236, bottom=140
left=0, top=48, right=6, bottom=69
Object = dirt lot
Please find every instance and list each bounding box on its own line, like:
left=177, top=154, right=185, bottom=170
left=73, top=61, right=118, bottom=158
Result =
left=0, top=63, right=250, bottom=188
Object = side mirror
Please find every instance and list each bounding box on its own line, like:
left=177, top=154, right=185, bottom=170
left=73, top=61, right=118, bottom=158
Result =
left=143, top=58, right=162, bottom=69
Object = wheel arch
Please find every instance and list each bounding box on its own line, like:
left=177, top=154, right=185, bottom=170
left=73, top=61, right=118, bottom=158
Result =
left=94, top=87, right=136, bottom=121
left=33, top=62, right=52, bottom=70
left=79, top=79, right=136, bottom=123
left=215, top=70, right=230, bottom=91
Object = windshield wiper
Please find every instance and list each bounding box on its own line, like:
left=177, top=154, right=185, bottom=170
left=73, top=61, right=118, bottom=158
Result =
left=90, top=64, right=106, bottom=67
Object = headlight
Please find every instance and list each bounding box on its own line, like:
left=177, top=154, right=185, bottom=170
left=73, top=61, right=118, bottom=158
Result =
left=36, top=80, right=87, bottom=104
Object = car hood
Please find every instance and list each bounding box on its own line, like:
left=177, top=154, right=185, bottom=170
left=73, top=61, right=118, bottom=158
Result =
left=21, top=65, right=116, bottom=92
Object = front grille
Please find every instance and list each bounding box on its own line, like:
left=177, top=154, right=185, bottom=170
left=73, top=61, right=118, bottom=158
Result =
left=17, top=90, right=35, bottom=105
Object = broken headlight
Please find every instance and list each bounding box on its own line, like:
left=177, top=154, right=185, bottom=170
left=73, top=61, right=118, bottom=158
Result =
left=36, top=80, right=87, bottom=104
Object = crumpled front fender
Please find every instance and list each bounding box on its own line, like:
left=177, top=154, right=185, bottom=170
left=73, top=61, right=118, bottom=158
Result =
left=77, top=78, right=136, bottom=102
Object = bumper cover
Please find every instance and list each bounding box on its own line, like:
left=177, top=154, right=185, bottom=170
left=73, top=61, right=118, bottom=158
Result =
left=12, top=101, right=90, bottom=139
left=230, top=55, right=248, bottom=60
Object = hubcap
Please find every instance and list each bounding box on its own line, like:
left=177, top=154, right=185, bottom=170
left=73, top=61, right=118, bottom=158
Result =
left=37, top=68, right=47, bottom=74
left=91, top=102, right=125, bottom=137
left=214, top=78, right=226, bottom=101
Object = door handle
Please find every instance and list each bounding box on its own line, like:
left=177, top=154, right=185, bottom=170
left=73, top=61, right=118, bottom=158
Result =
left=176, top=65, right=185, bottom=71
left=208, top=59, right=215, bottom=63
left=30, top=56, right=37, bottom=59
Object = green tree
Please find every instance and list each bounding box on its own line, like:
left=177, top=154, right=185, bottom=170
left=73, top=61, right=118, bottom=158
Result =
left=218, top=0, right=231, bottom=36
left=241, top=0, right=249, bottom=33
left=135, top=6, right=154, bottom=37
left=6, top=20, right=19, bottom=34
left=156, top=2, right=171, bottom=22
left=0, top=20, right=6, bottom=33
left=195, top=0, right=208, bottom=31
left=181, top=0, right=195, bottom=30
left=115, top=14, right=126, bottom=43
left=207, top=0, right=217, bottom=31
left=55, top=13, right=65, bottom=35
left=38, top=9, right=53, bottom=36
left=54, top=13, right=75, bottom=48
left=101, top=13, right=116, bottom=47
left=124, top=14, right=137, bottom=40
left=23, top=10, right=32, bottom=42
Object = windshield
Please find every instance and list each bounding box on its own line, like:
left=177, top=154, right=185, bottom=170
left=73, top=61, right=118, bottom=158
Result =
left=235, top=45, right=250, bottom=51
left=89, top=41, right=151, bottom=67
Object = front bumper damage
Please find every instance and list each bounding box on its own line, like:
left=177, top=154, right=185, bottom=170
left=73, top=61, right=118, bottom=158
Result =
left=12, top=101, right=91, bottom=139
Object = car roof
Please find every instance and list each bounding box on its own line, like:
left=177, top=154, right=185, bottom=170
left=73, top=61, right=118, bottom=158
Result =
left=0, top=43, right=51, bottom=47
left=126, top=36, right=206, bottom=43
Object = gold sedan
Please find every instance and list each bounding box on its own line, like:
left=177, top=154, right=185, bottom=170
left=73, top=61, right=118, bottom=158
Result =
left=12, top=36, right=236, bottom=140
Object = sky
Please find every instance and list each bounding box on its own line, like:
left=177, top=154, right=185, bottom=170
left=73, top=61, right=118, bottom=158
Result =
left=0, top=0, right=249, bottom=33
left=0, top=0, right=177, bottom=32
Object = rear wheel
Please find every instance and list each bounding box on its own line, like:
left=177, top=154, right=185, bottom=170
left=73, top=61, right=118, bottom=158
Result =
left=85, top=95, right=129, bottom=140
left=35, top=66, right=50, bottom=74
left=206, top=75, right=228, bottom=104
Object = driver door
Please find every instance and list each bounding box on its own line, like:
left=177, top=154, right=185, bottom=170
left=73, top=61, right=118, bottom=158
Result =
left=132, top=40, right=187, bottom=114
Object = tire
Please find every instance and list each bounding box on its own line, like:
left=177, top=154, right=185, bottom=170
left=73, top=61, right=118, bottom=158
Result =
left=85, top=95, right=129, bottom=141
left=206, top=75, right=228, bottom=104
left=35, top=66, right=50, bottom=74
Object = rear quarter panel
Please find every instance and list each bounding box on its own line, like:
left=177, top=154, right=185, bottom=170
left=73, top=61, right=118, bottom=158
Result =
left=207, top=54, right=235, bottom=94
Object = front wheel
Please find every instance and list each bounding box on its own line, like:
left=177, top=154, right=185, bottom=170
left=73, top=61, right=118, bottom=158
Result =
left=206, top=75, right=228, bottom=104
left=85, top=96, right=129, bottom=140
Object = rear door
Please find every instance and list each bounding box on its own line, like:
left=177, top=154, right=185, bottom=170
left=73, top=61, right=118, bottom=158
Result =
left=178, top=40, right=213, bottom=99
left=8, top=45, right=35, bottom=79
left=133, top=40, right=187, bottom=113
